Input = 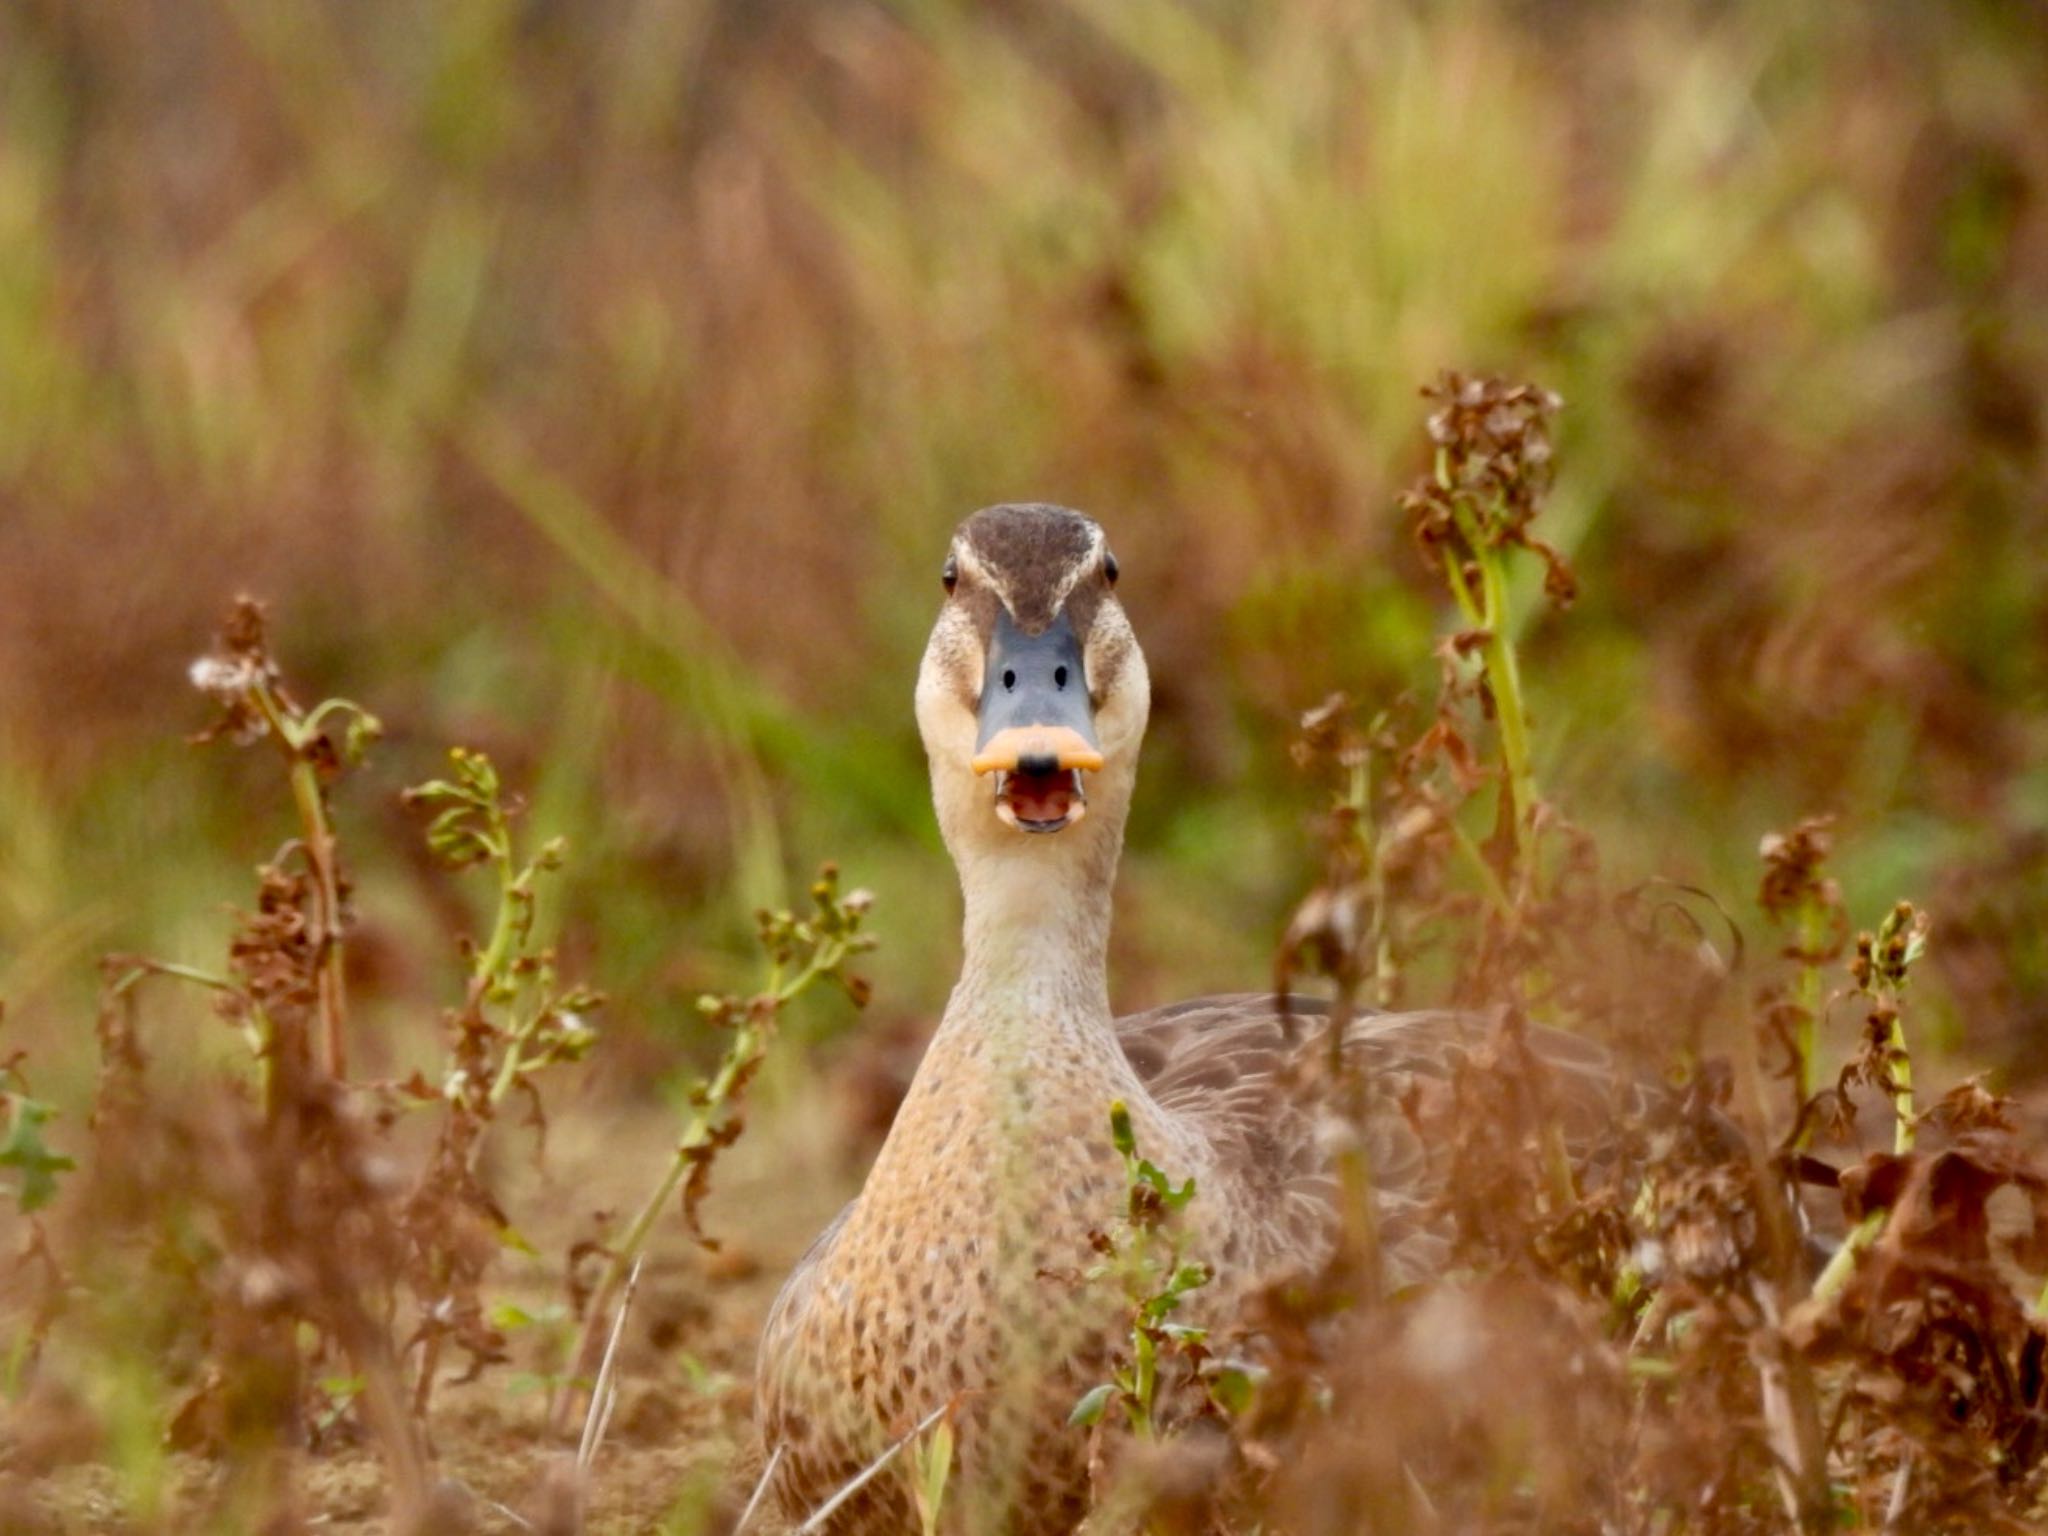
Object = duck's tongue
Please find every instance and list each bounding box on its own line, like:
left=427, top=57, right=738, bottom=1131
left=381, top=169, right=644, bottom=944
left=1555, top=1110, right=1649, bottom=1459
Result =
left=996, top=768, right=1086, bottom=832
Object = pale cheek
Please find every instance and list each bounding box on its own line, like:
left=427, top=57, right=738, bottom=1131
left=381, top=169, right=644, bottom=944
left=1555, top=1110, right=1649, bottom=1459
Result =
left=914, top=680, right=978, bottom=768
left=1093, top=666, right=1151, bottom=758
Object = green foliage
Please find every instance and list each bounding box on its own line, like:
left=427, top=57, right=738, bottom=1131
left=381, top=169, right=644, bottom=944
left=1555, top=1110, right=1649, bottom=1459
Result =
left=1806, top=896, right=1934, bottom=1304
left=1401, top=373, right=1570, bottom=858
left=406, top=746, right=518, bottom=872
left=0, top=1075, right=73, bottom=1214
left=405, top=746, right=602, bottom=1114
left=546, top=862, right=876, bottom=1433
left=1072, top=1100, right=1225, bottom=1441
left=909, top=1414, right=954, bottom=1536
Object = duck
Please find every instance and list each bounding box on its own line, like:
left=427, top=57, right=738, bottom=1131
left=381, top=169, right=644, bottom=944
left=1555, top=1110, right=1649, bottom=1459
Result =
left=753, top=502, right=1615, bottom=1533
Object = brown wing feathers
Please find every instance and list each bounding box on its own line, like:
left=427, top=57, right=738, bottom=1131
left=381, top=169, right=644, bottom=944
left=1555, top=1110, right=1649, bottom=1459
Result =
left=1113, top=994, right=1650, bottom=1285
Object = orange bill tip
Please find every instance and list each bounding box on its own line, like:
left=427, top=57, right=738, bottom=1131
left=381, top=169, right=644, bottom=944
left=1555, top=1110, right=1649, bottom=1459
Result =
left=971, top=726, right=1105, bottom=776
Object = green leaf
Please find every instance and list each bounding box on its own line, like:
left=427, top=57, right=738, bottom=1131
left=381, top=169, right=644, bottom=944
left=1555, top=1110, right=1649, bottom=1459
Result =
left=1206, top=1364, right=1258, bottom=1417
left=1068, top=1382, right=1118, bottom=1427
left=342, top=710, right=383, bottom=764
left=0, top=1095, right=74, bottom=1214
left=912, top=1418, right=953, bottom=1536
left=489, top=1302, right=538, bottom=1331
left=1108, top=1100, right=1135, bottom=1158
left=1167, top=1261, right=1212, bottom=1294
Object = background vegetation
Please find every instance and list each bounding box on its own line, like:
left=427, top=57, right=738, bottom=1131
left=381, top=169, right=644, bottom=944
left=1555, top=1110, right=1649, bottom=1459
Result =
left=0, top=0, right=2045, bottom=1528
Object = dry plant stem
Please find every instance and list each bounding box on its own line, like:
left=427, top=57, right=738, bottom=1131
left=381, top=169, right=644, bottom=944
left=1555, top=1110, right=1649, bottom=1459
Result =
left=1814, top=953, right=1920, bottom=1303
left=1355, top=762, right=1399, bottom=1006
left=1748, top=1278, right=1832, bottom=1531
left=578, top=1256, right=643, bottom=1473
left=1884, top=1454, right=1913, bottom=1531
left=732, top=1445, right=787, bottom=1536
left=332, top=1308, right=431, bottom=1530
left=789, top=1398, right=955, bottom=1535
left=248, top=678, right=348, bottom=1079
left=1728, top=977, right=1831, bottom=1528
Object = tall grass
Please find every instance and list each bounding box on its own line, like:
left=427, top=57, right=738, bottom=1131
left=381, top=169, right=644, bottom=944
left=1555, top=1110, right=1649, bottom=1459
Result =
left=4, top=3, right=2041, bottom=1097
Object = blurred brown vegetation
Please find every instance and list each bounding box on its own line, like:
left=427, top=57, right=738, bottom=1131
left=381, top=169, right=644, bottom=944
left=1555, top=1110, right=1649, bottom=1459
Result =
left=3, top=0, right=2046, bottom=1083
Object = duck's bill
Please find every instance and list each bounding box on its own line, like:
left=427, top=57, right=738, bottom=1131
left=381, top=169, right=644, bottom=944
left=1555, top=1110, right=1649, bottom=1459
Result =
left=973, top=725, right=1099, bottom=833
left=971, top=607, right=1102, bottom=834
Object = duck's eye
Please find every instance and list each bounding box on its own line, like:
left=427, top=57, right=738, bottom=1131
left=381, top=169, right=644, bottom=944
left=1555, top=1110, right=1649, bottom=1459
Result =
left=942, top=556, right=959, bottom=594
left=1104, top=551, right=1119, bottom=586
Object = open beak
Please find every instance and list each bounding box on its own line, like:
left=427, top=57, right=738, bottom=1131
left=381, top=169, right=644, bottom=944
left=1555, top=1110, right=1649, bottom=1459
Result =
left=970, top=608, right=1101, bottom=833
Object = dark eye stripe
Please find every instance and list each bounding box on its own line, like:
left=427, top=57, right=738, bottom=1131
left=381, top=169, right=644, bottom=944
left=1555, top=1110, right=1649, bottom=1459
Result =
left=942, top=555, right=958, bottom=593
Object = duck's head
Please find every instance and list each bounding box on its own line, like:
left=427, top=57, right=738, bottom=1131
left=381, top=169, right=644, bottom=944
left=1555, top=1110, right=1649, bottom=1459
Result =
left=915, top=503, right=1150, bottom=858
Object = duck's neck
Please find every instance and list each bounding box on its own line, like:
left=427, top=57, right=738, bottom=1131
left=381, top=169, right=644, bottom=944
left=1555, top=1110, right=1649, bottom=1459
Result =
left=939, top=811, right=1126, bottom=1059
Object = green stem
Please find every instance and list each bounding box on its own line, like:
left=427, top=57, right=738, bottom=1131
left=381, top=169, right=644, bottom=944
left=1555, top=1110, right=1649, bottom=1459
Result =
left=476, top=827, right=535, bottom=1111
left=1132, top=1340, right=1156, bottom=1439
left=1540, top=1120, right=1578, bottom=1214
left=1812, top=1210, right=1884, bottom=1304
left=1440, top=544, right=1487, bottom=631
left=288, top=753, right=349, bottom=1078
left=1446, top=815, right=1515, bottom=922
left=1887, top=1011, right=1914, bottom=1157
left=1472, top=545, right=1534, bottom=849
left=1792, top=901, right=1824, bottom=1123
left=105, top=959, right=241, bottom=997
left=1334, top=1134, right=1382, bottom=1303
left=1441, top=493, right=1536, bottom=873
left=485, top=1007, right=549, bottom=1110
left=105, top=960, right=280, bottom=1115
left=472, top=819, right=521, bottom=986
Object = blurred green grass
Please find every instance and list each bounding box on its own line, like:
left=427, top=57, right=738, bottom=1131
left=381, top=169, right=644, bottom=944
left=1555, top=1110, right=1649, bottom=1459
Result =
left=0, top=0, right=2044, bottom=1112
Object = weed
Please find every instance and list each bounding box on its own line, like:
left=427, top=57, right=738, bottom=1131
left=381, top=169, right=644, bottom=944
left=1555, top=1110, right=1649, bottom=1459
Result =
left=397, top=744, right=604, bottom=1418
left=1758, top=817, right=1851, bottom=1133
left=0, top=1009, right=73, bottom=1217
left=1097, top=374, right=2048, bottom=1534
left=45, top=601, right=621, bottom=1530
left=1401, top=371, right=1571, bottom=863
left=1069, top=1102, right=1217, bottom=1443
left=549, top=862, right=875, bottom=1433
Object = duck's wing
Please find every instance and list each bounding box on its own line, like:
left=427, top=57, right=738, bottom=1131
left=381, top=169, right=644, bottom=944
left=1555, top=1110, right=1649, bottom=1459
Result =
left=755, top=1199, right=853, bottom=1422
left=1113, top=994, right=1637, bottom=1286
